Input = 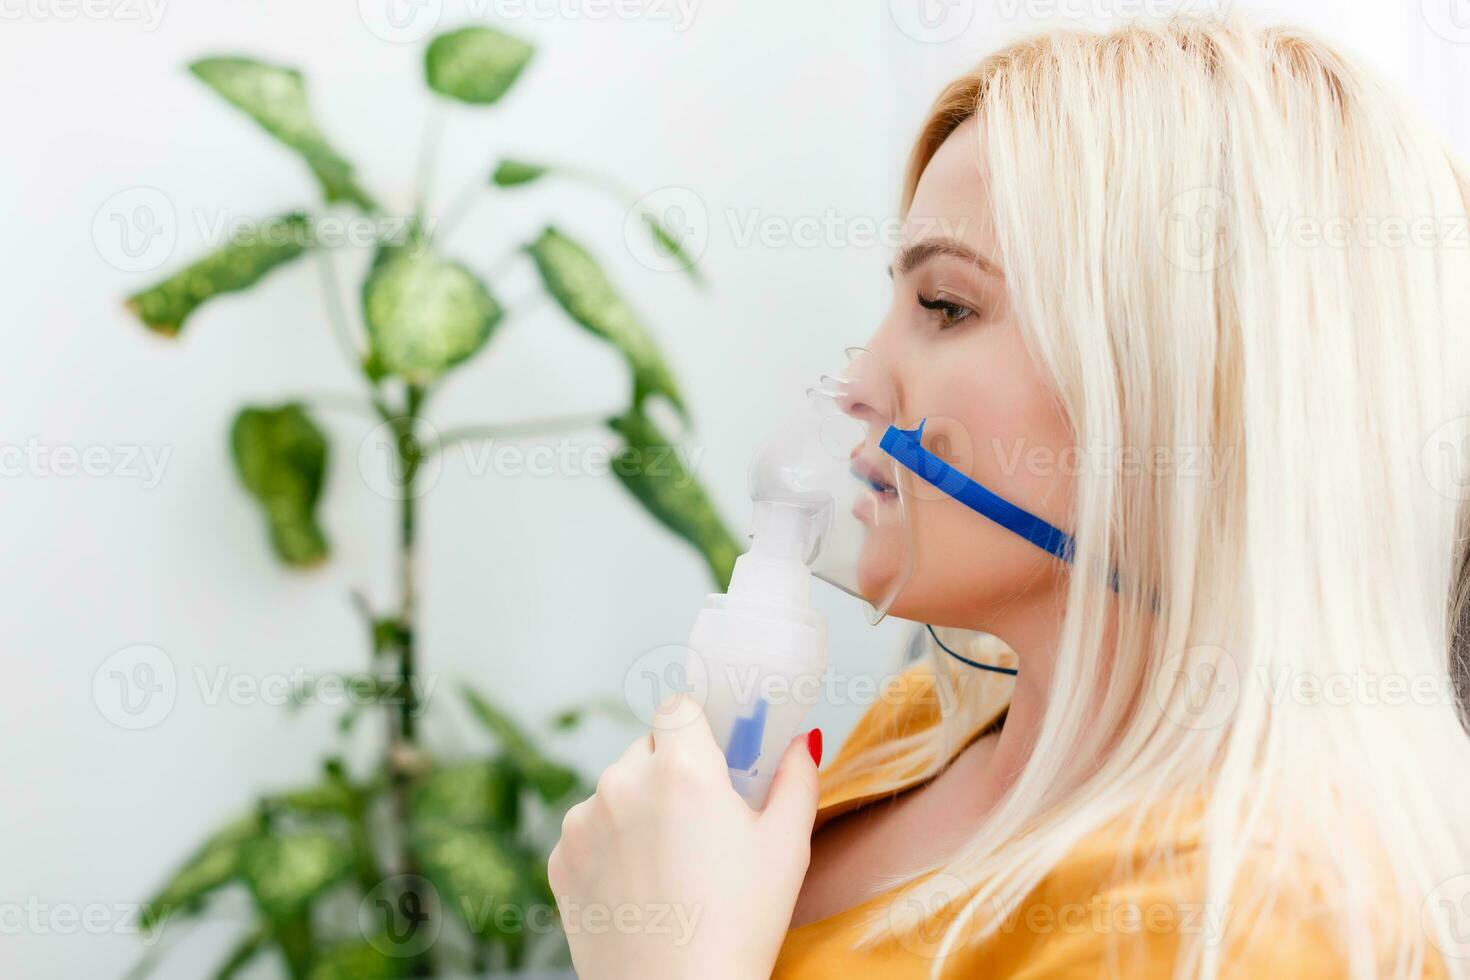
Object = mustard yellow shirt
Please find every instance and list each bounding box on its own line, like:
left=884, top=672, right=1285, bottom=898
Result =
left=773, top=664, right=1430, bottom=979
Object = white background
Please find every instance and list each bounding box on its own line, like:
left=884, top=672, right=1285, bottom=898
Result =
left=2, top=1, right=1467, bottom=976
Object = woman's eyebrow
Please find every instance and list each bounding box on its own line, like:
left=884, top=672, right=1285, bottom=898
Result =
left=889, top=237, right=1004, bottom=279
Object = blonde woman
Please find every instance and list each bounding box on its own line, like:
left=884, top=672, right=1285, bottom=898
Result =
left=548, top=14, right=1470, bottom=979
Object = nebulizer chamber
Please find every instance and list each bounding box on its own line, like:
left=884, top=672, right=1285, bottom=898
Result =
left=685, top=350, right=913, bottom=808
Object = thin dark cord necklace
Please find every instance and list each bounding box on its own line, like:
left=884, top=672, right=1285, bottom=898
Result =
left=925, top=624, right=1019, bottom=676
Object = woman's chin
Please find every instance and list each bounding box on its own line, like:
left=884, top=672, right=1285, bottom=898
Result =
left=856, top=558, right=901, bottom=610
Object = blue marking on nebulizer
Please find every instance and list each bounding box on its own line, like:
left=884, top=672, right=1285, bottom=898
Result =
left=880, top=420, right=1075, bottom=563
left=723, top=698, right=768, bottom=774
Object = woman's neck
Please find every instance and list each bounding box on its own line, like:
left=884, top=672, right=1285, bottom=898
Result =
left=968, top=583, right=1113, bottom=802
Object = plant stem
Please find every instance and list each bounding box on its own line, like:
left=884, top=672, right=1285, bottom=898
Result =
left=414, top=107, right=447, bottom=236
left=482, top=243, right=523, bottom=284
left=387, top=383, right=432, bottom=977
left=430, top=175, right=485, bottom=246
left=314, top=247, right=366, bottom=377
left=430, top=411, right=611, bottom=456
left=300, top=391, right=379, bottom=420
left=397, top=384, right=424, bottom=738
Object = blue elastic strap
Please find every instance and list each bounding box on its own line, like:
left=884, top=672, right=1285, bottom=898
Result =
left=879, top=421, right=1075, bottom=563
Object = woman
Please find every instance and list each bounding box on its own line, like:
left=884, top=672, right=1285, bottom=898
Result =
left=549, top=14, right=1470, bottom=978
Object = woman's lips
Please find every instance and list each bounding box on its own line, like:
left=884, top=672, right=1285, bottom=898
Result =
left=850, top=456, right=898, bottom=527
left=850, top=457, right=897, bottom=496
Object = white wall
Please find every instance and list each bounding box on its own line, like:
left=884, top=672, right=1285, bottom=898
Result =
left=2, top=1, right=1464, bottom=977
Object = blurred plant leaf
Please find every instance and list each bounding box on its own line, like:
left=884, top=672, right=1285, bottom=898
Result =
left=287, top=673, right=411, bottom=718
left=125, top=213, right=310, bottom=336
left=499, top=166, right=704, bottom=287
left=190, top=57, right=377, bottom=211
left=425, top=26, right=534, bottom=105
left=412, top=757, right=521, bottom=833
left=337, top=705, right=366, bottom=735
left=144, top=814, right=262, bottom=931
left=306, top=940, right=405, bottom=980
left=275, top=913, right=314, bottom=980
left=212, top=926, right=270, bottom=980
left=489, top=158, right=548, bottom=187
left=609, top=408, right=740, bottom=589
left=549, top=697, right=634, bottom=731
left=264, top=762, right=361, bottom=818
left=525, top=226, right=686, bottom=417
left=360, top=349, right=389, bottom=384
left=372, top=618, right=407, bottom=655
left=523, top=850, right=556, bottom=914
left=267, top=782, right=356, bottom=817
left=362, top=251, right=502, bottom=383
left=416, top=822, right=529, bottom=946
left=462, top=687, right=578, bottom=803
left=231, top=404, right=330, bottom=567
left=640, top=209, right=706, bottom=287
left=239, top=832, right=353, bottom=922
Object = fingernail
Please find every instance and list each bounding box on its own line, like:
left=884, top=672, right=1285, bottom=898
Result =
left=806, top=728, right=823, bottom=767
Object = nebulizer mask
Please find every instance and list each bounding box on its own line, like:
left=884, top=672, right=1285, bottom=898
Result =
left=687, top=348, right=1072, bottom=807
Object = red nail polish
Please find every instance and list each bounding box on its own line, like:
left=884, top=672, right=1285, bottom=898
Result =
left=806, top=728, right=823, bottom=767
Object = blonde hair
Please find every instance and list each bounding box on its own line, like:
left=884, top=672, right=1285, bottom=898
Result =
left=859, top=14, right=1470, bottom=978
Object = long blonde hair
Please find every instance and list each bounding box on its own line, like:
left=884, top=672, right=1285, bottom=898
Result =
left=850, top=14, right=1470, bottom=978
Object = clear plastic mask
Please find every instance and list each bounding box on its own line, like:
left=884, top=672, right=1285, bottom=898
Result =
left=747, top=348, right=915, bottom=623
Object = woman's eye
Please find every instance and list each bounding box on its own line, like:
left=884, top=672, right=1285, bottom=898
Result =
left=916, top=292, right=974, bottom=328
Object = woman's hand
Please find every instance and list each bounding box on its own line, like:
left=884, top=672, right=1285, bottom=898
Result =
left=547, top=696, right=821, bottom=980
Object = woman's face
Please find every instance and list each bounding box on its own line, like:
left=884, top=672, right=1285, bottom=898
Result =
left=854, top=118, right=1075, bottom=630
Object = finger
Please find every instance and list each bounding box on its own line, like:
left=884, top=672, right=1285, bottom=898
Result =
left=758, top=730, right=821, bottom=844
left=648, top=693, right=725, bottom=768
left=615, top=730, right=654, bottom=767
left=559, top=796, right=594, bottom=841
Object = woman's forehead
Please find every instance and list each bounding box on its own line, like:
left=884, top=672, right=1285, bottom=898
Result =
left=902, top=117, right=999, bottom=260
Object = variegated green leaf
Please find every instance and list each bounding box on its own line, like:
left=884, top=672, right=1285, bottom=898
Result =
left=190, top=57, right=377, bottom=211
left=525, top=227, right=685, bottom=416
left=264, top=768, right=358, bottom=818
left=231, top=404, right=330, bottom=567
left=361, top=251, right=502, bottom=383
left=425, top=26, right=534, bottom=105
left=412, top=757, right=521, bottom=832
left=125, top=213, right=309, bottom=336
left=489, top=158, right=548, bottom=187
left=238, top=832, right=352, bottom=921
left=462, top=688, right=579, bottom=803
left=305, top=940, right=404, bottom=980
left=143, top=815, right=262, bottom=931
left=415, top=822, right=528, bottom=943
left=609, top=409, right=740, bottom=589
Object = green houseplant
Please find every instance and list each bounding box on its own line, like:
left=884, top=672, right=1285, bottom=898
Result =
left=124, top=23, right=739, bottom=979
